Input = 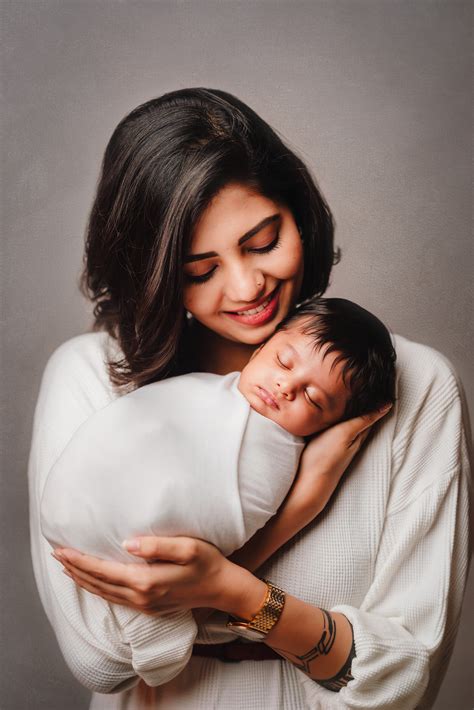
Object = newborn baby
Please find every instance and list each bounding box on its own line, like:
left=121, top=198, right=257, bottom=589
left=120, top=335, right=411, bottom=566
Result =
left=41, top=297, right=396, bottom=564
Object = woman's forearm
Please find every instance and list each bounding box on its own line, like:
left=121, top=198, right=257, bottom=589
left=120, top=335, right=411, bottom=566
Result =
left=265, top=595, right=355, bottom=690
left=229, top=472, right=335, bottom=573
left=229, top=501, right=314, bottom=572
left=220, top=563, right=355, bottom=689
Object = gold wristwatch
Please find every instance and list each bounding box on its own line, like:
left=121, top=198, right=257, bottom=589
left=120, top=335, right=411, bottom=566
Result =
left=226, top=579, right=286, bottom=641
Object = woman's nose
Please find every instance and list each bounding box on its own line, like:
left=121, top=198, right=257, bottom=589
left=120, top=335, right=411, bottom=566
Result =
left=225, top=264, right=265, bottom=304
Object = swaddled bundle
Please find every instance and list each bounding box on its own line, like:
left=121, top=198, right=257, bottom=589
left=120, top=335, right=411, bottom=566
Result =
left=40, top=372, right=304, bottom=562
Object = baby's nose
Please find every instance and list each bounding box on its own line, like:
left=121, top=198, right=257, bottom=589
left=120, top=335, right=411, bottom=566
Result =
left=276, top=380, right=295, bottom=401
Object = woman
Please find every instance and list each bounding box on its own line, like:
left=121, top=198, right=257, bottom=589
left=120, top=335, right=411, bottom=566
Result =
left=29, top=88, right=470, bottom=709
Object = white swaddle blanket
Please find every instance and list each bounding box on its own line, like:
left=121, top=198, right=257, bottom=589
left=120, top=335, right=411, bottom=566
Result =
left=40, top=372, right=304, bottom=563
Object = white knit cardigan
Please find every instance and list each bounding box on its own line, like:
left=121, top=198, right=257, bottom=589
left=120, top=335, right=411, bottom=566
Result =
left=28, top=332, right=471, bottom=710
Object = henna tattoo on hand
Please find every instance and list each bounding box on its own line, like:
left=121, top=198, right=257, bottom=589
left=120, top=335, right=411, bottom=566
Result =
left=271, top=609, right=355, bottom=692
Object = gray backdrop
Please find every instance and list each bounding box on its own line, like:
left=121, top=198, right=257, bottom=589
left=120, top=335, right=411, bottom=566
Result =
left=2, top=1, right=472, bottom=708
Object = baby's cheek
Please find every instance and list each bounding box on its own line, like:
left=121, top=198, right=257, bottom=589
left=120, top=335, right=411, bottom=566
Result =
left=300, top=410, right=325, bottom=437
left=284, top=407, right=310, bottom=438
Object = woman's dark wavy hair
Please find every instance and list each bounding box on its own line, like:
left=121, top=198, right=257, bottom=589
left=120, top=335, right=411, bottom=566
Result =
left=80, top=87, right=338, bottom=390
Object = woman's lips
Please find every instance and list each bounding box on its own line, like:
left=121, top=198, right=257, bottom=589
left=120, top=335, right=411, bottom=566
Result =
left=224, top=285, right=281, bottom=327
left=255, top=386, right=279, bottom=410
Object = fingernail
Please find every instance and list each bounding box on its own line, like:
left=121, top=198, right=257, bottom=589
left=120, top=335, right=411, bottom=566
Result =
left=122, top=539, right=140, bottom=551
left=379, top=403, right=393, bottom=413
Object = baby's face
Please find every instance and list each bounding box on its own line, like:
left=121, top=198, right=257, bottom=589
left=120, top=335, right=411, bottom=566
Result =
left=238, top=325, right=351, bottom=437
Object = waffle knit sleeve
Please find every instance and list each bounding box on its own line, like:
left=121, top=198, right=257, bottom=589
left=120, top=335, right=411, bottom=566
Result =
left=297, top=349, right=471, bottom=709
left=28, top=337, right=197, bottom=694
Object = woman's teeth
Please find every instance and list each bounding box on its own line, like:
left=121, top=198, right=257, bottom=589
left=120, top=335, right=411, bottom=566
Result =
left=236, top=294, right=272, bottom=316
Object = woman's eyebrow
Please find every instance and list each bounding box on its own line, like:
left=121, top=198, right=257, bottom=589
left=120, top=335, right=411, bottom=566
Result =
left=184, top=213, right=281, bottom=263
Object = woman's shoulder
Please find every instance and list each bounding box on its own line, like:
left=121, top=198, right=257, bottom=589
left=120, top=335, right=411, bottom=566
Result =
left=391, top=334, right=464, bottom=442
left=48, top=329, right=117, bottom=364
left=45, top=330, right=110, bottom=378
left=385, top=335, right=469, bottom=509
left=393, top=333, right=460, bottom=395
left=40, top=330, right=121, bottom=413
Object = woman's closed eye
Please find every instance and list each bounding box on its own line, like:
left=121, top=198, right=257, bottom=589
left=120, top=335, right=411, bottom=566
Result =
left=247, top=232, right=281, bottom=254
left=185, top=265, right=217, bottom=284
left=184, top=231, right=281, bottom=285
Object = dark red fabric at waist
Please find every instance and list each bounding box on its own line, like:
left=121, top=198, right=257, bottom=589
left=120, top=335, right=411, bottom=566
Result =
left=192, top=640, right=282, bottom=663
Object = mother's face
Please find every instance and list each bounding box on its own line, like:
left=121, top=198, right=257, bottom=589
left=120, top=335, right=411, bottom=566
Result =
left=183, top=183, right=304, bottom=345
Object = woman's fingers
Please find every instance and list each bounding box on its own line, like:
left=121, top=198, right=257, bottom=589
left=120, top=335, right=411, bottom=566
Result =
left=52, top=548, right=142, bottom=588
left=52, top=537, right=210, bottom=597
left=53, top=551, right=185, bottom=612
left=52, top=537, right=230, bottom=612
left=344, top=403, right=393, bottom=446
left=362, top=403, right=393, bottom=427
left=122, top=535, right=202, bottom=564
left=61, top=567, right=129, bottom=607
left=56, top=556, right=136, bottom=601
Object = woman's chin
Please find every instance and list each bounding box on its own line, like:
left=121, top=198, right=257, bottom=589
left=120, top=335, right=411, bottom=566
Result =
left=222, top=314, right=287, bottom=345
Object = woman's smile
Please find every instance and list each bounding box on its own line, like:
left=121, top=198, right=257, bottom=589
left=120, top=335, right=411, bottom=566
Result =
left=223, top=284, right=281, bottom=326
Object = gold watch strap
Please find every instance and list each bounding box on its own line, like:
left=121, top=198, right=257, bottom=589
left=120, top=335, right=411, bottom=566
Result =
left=242, top=579, right=286, bottom=634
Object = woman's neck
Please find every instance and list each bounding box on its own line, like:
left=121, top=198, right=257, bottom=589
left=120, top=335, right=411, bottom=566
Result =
left=189, top=321, right=256, bottom=375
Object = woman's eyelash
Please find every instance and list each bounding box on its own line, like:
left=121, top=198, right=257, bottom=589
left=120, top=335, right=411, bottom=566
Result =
left=184, top=232, right=281, bottom=285
left=248, top=232, right=281, bottom=254
left=185, top=266, right=217, bottom=284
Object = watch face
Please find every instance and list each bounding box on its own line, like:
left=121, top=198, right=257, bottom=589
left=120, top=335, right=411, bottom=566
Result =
left=226, top=622, right=266, bottom=641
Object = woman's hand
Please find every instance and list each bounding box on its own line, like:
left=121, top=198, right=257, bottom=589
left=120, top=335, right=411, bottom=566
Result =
left=52, top=536, right=256, bottom=617
left=230, top=404, right=392, bottom=572
left=291, top=403, right=393, bottom=513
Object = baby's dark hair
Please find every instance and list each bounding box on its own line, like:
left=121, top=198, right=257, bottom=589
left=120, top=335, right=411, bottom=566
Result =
left=276, top=297, right=396, bottom=419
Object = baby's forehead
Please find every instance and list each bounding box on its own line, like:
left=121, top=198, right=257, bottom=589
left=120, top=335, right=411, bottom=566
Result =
left=274, top=322, right=323, bottom=353
left=274, top=320, right=312, bottom=342
left=276, top=325, right=352, bottom=378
